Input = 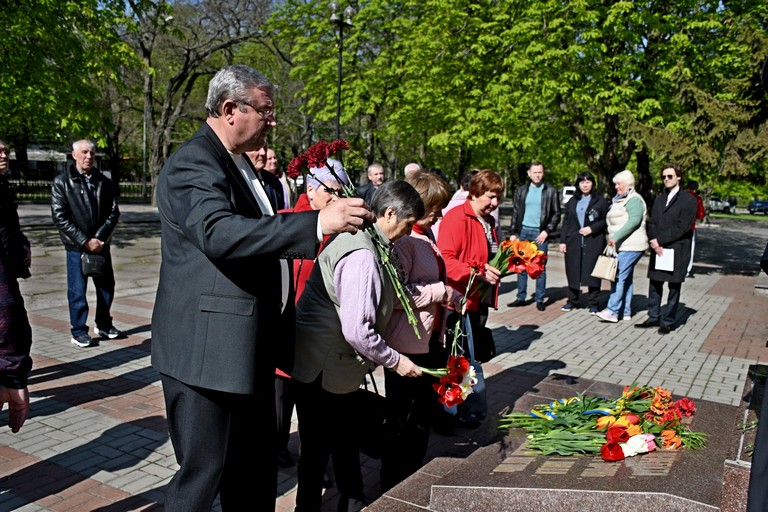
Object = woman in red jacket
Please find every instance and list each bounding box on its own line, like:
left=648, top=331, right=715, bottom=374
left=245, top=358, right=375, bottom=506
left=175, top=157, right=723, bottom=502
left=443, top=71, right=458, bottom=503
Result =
left=436, top=170, right=504, bottom=362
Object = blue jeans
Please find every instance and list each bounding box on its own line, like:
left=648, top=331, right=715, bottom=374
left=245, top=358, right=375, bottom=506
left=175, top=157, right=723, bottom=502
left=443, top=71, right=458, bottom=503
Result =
left=66, top=249, right=115, bottom=337
left=516, top=227, right=549, bottom=303
left=605, top=250, right=643, bottom=317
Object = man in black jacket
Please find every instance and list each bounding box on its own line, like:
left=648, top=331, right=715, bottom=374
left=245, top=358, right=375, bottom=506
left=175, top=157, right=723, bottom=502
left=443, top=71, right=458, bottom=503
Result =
left=508, top=162, right=560, bottom=310
left=51, top=140, right=121, bottom=347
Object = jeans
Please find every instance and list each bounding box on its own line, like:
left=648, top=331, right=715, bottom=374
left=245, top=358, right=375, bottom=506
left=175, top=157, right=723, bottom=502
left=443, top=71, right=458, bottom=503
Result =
left=66, top=249, right=115, bottom=337
left=605, top=250, right=643, bottom=317
left=516, top=227, right=549, bottom=303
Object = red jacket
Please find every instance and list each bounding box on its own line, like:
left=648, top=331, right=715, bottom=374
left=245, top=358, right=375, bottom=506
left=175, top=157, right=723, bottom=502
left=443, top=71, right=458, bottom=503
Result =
left=436, top=200, right=498, bottom=312
left=279, top=193, right=326, bottom=303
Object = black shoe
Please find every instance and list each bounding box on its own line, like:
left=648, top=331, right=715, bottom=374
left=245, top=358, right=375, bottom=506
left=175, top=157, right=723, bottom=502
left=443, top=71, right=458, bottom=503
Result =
left=635, top=320, right=660, bottom=329
left=658, top=325, right=672, bottom=334
left=536, top=302, right=546, bottom=311
left=508, top=299, right=526, bottom=308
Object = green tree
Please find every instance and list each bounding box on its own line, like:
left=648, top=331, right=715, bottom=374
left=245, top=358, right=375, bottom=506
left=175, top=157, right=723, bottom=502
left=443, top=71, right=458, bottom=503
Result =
left=0, top=0, right=136, bottom=175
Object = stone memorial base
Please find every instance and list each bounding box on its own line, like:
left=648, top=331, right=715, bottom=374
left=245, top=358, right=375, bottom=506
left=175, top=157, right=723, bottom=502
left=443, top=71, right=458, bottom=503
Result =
left=368, top=371, right=758, bottom=512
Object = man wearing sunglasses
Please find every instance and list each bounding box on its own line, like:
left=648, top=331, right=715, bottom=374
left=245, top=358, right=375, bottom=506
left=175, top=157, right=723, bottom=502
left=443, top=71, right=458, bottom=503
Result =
left=635, top=164, right=697, bottom=335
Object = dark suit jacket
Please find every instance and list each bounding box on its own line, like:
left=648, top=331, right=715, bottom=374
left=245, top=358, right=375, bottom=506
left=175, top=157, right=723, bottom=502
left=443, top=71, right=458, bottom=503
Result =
left=151, top=123, right=319, bottom=394
left=646, top=189, right=697, bottom=283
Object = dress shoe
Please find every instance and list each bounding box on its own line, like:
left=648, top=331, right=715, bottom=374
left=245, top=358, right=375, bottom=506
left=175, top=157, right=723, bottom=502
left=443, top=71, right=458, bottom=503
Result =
left=508, top=299, right=526, bottom=308
left=536, top=302, right=546, bottom=311
left=635, top=320, right=660, bottom=329
left=658, top=325, right=672, bottom=334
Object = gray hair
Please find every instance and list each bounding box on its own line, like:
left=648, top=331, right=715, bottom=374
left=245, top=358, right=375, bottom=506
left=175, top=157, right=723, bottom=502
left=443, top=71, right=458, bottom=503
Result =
left=370, top=180, right=425, bottom=220
left=306, top=158, right=350, bottom=190
left=72, top=140, right=95, bottom=151
left=205, top=65, right=273, bottom=118
left=613, top=169, right=635, bottom=187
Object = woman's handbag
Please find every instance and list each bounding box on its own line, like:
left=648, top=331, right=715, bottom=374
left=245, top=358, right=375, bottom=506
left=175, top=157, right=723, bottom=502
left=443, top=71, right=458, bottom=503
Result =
left=81, top=253, right=107, bottom=277
left=591, top=245, right=618, bottom=282
left=444, top=314, right=487, bottom=425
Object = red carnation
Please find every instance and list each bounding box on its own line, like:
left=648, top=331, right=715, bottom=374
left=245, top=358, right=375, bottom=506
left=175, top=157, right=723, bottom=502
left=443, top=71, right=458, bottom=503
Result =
left=675, top=397, right=696, bottom=417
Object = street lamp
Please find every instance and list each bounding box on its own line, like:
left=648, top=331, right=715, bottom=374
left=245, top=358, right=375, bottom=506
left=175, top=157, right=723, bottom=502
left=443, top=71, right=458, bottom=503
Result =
left=329, top=2, right=355, bottom=140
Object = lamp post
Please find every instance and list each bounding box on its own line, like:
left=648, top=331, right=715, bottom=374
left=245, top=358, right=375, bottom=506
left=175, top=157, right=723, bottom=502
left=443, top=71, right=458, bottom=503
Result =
left=329, top=2, right=354, bottom=141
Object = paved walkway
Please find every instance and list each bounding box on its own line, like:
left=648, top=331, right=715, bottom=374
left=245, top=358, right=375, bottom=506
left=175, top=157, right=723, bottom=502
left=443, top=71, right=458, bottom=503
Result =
left=1, top=204, right=767, bottom=511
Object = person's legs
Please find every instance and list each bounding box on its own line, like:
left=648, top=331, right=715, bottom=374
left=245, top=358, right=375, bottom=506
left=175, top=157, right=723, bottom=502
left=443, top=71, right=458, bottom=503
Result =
left=533, top=238, right=549, bottom=304
left=586, top=286, right=600, bottom=309
left=620, top=252, right=642, bottom=318
left=275, top=374, right=294, bottom=464
left=606, top=251, right=640, bottom=315
left=93, top=249, right=115, bottom=331
left=219, top=389, right=277, bottom=511
left=161, top=374, right=273, bottom=512
left=65, top=250, right=89, bottom=337
left=515, top=228, right=539, bottom=302
left=646, top=279, right=664, bottom=323
left=687, top=230, right=696, bottom=276
left=295, top=378, right=334, bottom=512
left=329, top=390, right=364, bottom=507
left=381, top=352, right=436, bottom=492
left=662, top=282, right=682, bottom=328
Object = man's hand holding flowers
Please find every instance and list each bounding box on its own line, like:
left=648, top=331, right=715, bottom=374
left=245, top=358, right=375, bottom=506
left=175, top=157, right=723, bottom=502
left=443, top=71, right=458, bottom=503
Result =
left=318, top=197, right=373, bottom=235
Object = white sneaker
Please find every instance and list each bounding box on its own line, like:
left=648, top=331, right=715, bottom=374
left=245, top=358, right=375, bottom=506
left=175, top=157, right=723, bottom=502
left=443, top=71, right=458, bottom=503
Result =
left=595, top=309, right=618, bottom=323
left=71, top=335, right=93, bottom=347
left=623, top=316, right=633, bottom=321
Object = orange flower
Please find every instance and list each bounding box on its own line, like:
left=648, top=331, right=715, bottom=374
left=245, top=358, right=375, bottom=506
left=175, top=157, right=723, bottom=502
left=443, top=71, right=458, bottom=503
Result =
left=661, top=429, right=682, bottom=449
left=596, top=416, right=616, bottom=430
left=626, top=424, right=643, bottom=437
left=512, top=239, right=539, bottom=260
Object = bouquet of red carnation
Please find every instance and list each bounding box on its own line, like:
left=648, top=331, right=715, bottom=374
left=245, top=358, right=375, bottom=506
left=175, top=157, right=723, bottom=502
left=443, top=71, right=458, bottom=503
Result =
left=287, top=140, right=421, bottom=338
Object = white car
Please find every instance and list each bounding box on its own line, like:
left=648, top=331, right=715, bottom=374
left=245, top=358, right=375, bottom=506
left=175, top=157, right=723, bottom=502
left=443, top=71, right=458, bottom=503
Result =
left=709, top=196, right=731, bottom=214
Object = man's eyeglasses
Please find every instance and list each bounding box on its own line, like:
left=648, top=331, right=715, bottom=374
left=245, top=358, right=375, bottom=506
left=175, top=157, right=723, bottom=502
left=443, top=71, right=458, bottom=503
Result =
left=662, top=174, right=677, bottom=179
left=240, top=101, right=275, bottom=120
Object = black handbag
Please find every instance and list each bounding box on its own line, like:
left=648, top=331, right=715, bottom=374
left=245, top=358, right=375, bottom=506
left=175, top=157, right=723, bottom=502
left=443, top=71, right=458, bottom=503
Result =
left=81, top=253, right=106, bottom=277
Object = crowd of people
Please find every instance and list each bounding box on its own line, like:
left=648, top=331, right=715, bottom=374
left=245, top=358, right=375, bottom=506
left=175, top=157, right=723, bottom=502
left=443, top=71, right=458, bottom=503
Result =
left=0, top=64, right=706, bottom=511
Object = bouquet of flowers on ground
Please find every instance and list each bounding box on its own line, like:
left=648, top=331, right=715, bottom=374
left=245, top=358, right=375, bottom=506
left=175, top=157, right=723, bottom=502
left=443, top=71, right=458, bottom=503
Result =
left=286, top=140, right=421, bottom=339
left=420, top=265, right=484, bottom=406
left=498, top=384, right=706, bottom=461
left=475, top=239, right=547, bottom=299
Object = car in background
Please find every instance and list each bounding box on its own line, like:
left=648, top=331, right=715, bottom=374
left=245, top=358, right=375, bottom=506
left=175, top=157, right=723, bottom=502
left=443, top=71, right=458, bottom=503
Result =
left=709, top=196, right=732, bottom=214
left=561, top=186, right=576, bottom=208
left=748, top=200, right=768, bottom=215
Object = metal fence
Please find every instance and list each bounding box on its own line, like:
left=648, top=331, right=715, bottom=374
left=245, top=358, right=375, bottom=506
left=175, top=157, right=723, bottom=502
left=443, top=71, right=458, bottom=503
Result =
left=9, top=180, right=152, bottom=202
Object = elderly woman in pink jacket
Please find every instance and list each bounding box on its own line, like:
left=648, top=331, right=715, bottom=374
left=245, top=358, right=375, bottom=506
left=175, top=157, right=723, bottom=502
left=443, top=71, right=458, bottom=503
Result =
left=380, top=172, right=463, bottom=492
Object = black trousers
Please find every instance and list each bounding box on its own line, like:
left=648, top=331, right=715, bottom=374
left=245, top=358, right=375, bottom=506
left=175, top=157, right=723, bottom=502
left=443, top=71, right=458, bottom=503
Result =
left=647, top=279, right=682, bottom=328
left=566, top=286, right=601, bottom=308
left=380, top=350, right=444, bottom=492
left=276, top=374, right=294, bottom=452
left=294, top=376, right=364, bottom=512
left=160, top=374, right=277, bottom=512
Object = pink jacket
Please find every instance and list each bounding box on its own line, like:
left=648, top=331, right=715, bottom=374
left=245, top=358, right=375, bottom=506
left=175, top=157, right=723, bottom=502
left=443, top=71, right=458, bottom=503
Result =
left=383, top=226, right=462, bottom=354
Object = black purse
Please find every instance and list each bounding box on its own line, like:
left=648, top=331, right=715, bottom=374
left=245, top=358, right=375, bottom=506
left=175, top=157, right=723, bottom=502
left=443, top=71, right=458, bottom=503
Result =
left=81, top=253, right=106, bottom=277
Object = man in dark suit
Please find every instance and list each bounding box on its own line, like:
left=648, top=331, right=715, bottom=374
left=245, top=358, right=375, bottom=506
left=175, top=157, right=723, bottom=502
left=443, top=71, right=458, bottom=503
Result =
left=635, top=164, right=697, bottom=335
left=151, top=65, right=372, bottom=512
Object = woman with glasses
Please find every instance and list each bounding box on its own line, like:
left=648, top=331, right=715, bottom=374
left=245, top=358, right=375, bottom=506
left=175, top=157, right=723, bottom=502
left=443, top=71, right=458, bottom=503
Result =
left=595, top=170, right=649, bottom=324
left=558, top=172, right=609, bottom=313
left=634, top=164, right=697, bottom=335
